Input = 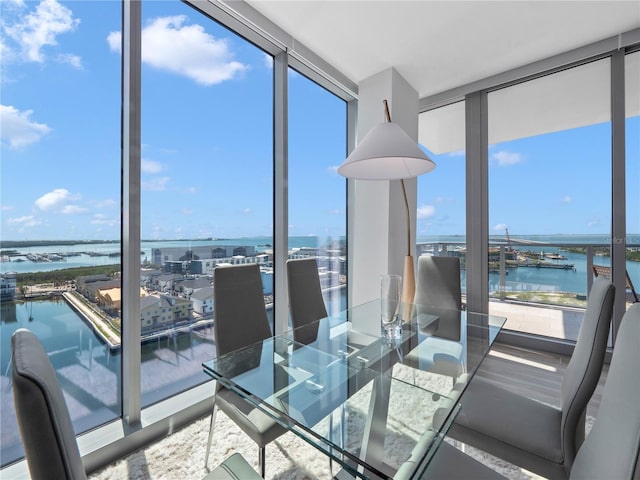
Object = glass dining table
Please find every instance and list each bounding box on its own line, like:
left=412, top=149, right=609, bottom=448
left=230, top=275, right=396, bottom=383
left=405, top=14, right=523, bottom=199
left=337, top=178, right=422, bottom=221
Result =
left=202, top=300, right=506, bottom=479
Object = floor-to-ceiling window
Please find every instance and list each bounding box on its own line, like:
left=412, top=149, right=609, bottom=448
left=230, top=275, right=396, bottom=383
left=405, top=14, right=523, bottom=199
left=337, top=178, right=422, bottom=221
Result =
left=0, top=0, right=121, bottom=465
left=0, top=0, right=355, bottom=469
left=288, top=68, right=347, bottom=317
left=138, top=1, right=274, bottom=407
left=417, top=101, right=466, bottom=293
left=626, top=51, right=640, bottom=307
left=487, top=58, right=612, bottom=341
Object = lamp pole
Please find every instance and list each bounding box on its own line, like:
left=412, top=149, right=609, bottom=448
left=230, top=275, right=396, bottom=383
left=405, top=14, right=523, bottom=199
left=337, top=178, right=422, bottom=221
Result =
left=384, top=100, right=415, bottom=320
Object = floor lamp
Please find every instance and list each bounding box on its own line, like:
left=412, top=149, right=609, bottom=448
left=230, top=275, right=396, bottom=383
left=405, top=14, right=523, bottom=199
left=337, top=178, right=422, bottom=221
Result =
left=338, top=100, right=436, bottom=319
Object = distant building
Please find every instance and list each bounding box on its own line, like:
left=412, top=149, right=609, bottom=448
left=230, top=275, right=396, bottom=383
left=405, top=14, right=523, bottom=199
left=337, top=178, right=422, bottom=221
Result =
left=176, top=277, right=211, bottom=297
left=140, top=294, right=192, bottom=333
left=0, top=272, right=17, bottom=301
left=76, top=275, right=120, bottom=301
left=261, top=270, right=273, bottom=296
left=191, top=254, right=269, bottom=275
left=190, top=287, right=214, bottom=316
left=154, top=274, right=183, bottom=293
left=151, top=245, right=256, bottom=267
left=96, top=287, right=147, bottom=314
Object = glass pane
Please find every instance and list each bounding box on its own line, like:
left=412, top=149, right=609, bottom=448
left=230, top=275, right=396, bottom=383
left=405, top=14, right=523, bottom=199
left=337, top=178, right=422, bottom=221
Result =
left=417, top=101, right=466, bottom=295
left=1, top=0, right=121, bottom=466
left=487, top=59, right=611, bottom=341
left=139, top=1, right=273, bottom=406
left=626, top=51, right=640, bottom=308
left=288, top=68, right=347, bottom=317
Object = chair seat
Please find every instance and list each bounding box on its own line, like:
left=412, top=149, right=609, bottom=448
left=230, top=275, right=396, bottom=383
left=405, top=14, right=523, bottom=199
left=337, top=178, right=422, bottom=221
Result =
left=424, top=442, right=507, bottom=479
left=203, top=453, right=262, bottom=480
left=216, top=387, right=287, bottom=447
left=450, top=377, right=565, bottom=472
left=404, top=336, right=465, bottom=378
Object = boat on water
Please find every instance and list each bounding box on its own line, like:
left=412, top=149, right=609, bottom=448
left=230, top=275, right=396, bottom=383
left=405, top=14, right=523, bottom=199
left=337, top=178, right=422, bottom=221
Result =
left=544, top=253, right=568, bottom=260
left=520, top=262, right=576, bottom=271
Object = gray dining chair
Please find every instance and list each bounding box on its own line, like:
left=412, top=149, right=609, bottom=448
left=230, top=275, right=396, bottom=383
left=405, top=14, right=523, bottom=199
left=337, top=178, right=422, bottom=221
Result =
left=11, top=328, right=261, bottom=480
left=414, top=255, right=464, bottom=311
left=442, top=275, right=615, bottom=479
left=205, top=264, right=287, bottom=477
left=286, top=258, right=328, bottom=344
left=566, top=302, right=640, bottom=479
left=405, top=255, right=465, bottom=382
left=415, top=301, right=640, bottom=480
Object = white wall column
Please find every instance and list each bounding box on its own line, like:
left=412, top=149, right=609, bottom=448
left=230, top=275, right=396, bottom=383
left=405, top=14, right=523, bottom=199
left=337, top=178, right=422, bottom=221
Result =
left=349, top=68, right=420, bottom=306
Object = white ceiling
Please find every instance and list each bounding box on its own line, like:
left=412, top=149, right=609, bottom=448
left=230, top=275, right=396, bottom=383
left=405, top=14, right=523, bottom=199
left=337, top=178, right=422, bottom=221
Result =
left=245, top=0, right=640, bottom=100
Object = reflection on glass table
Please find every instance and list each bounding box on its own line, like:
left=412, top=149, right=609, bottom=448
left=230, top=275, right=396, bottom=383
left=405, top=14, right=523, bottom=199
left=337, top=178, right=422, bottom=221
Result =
left=203, top=300, right=506, bottom=479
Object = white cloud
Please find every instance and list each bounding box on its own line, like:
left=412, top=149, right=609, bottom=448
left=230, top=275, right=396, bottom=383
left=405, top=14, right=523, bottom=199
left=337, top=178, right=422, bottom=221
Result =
left=417, top=204, right=435, bottom=219
left=493, top=223, right=509, bottom=232
left=493, top=150, right=522, bottom=166
left=327, top=165, right=340, bottom=174
left=141, top=159, right=164, bottom=174
left=241, top=208, right=251, bottom=214
left=1, top=104, right=51, bottom=148
left=34, top=188, right=83, bottom=214
left=263, top=53, right=273, bottom=69
left=107, top=31, right=121, bottom=52
left=108, top=16, right=248, bottom=86
left=95, top=199, right=117, bottom=209
left=1, top=205, right=15, bottom=211
left=142, top=176, right=170, bottom=191
left=7, top=215, right=41, bottom=227
left=560, top=195, right=573, bottom=203
left=91, top=213, right=118, bottom=227
left=60, top=204, right=88, bottom=214
left=3, top=0, right=79, bottom=63
left=57, top=52, right=81, bottom=68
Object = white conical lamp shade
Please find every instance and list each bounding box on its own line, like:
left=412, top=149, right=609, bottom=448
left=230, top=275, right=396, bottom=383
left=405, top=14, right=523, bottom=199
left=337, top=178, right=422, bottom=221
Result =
left=337, top=122, right=436, bottom=180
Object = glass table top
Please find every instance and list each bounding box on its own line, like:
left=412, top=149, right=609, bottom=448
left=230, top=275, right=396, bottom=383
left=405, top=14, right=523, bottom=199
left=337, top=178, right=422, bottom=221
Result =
left=203, top=300, right=506, bottom=479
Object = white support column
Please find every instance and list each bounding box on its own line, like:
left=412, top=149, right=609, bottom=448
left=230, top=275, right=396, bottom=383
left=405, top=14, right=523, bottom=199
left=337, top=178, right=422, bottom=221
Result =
left=349, top=68, right=420, bottom=307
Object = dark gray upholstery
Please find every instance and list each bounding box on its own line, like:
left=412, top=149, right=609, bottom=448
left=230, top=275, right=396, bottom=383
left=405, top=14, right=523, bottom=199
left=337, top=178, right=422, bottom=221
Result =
left=414, top=255, right=463, bottom=339
left=206, top=264, right=286, bottom=476
left=414, top=255, right=463, bottom=310
left=286, top=258, right=328, bottom=344
left=423, top=442, right=507, bottom=479
left=393, top=428, right=505, bottom=479
left=12, top=328, right=260, bottom=480
left=405, top=255, right=464, bottom=379
left=12, top=328, right=88, bottom=480
left=568, top=302, right=640, bottom=480
left=446, top=275, right=615, bottom=479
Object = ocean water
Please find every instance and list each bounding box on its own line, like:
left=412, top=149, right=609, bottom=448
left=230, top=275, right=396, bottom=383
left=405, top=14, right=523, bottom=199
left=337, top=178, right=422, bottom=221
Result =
left=0, top=236, right=328, bottom=274
left=3, top=234, right=639, bottom=295
left=419, top=234, right=640, bottom=296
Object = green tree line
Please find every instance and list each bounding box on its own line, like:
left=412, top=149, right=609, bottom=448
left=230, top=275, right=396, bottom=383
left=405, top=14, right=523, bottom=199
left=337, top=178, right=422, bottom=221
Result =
left=17, top=265, right=121, bottom=289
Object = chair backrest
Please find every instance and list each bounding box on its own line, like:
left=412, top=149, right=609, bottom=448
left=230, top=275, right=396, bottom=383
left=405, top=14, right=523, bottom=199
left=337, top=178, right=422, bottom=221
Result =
left=11, top=328, right=88, bottom=480
left=414, top=255, right=462, bottom=310
left=560, top=275, right=615, bottom=473
left=413, top=255, right=463, bottom=340
left=213, top=264, right=272, bottom=356
left=286, top=258, right=328, bottom=344
left=569, top=303, right=640, bottom=479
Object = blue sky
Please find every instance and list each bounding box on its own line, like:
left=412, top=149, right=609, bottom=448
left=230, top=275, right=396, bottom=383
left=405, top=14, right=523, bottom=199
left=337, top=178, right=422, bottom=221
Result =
left=1, top=0, right=638, bottom=242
